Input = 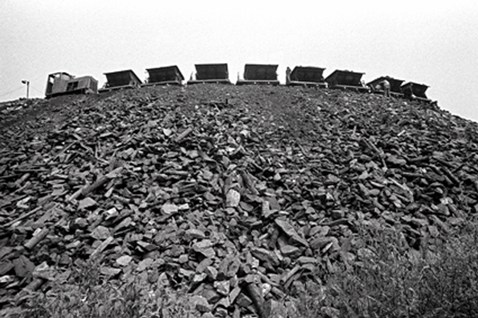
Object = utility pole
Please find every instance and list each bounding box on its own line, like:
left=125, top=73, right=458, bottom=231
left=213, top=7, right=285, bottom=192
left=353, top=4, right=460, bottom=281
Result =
left=21, top=80, right=30, bottom=98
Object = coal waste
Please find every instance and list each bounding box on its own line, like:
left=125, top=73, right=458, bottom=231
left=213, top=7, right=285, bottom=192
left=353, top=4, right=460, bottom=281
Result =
left=1, top=85, right=478, bottom=317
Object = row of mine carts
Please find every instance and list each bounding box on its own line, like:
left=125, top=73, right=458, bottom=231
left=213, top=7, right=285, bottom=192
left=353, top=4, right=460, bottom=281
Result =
left=44, top=64, right=432, bottom=103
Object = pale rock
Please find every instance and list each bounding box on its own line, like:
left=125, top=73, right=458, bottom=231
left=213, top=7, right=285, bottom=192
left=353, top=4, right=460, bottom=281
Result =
left=161, top=203, right=179, bottom=214
left=116, top=255, right=133, bottom=266
left=226, top=189, right=241, bottom=207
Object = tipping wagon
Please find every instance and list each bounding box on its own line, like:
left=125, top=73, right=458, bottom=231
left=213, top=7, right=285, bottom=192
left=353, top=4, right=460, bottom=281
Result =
left=187, top=63, right=231, bottom=84
left=367, top=76, right=404, bottom=97
left=236, top=64, right=280, bottom=85
left=143, top=65, right=184, bottom=87
left=286, top=66, right=327, bottom=88
left=325, top=70, right=369, bottom=92
left=98, top=70, right=142, bottom=93
left=401, top=82, right=431, bottom=103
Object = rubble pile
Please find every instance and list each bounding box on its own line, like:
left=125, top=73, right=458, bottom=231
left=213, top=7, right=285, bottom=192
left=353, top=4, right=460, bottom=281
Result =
left=0, top=96, right=78, bottom=132
left=1, top=85, right=478, bottom=317
left=0, top=99, right=42, bottom=113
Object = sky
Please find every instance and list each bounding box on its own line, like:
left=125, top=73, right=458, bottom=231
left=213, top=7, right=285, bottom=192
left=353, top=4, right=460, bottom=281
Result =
left=1, top=0, right=477, bottom=121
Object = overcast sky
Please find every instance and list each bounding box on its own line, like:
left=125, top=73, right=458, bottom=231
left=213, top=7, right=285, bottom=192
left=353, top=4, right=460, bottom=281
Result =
left=1, top=0, right=477, bottom=121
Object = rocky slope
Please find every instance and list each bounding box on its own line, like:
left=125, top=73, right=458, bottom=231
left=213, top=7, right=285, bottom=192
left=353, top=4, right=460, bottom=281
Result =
left=1, top=85, right=478, bottom=317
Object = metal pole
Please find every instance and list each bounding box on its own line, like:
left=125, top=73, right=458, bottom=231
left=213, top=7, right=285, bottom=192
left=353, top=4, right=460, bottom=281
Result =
left=21, top=80, right=30, bottom=98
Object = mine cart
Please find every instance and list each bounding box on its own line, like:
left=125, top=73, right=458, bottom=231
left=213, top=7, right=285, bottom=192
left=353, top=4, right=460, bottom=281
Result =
left=143, top=66, right=184, bottom=86
left=325, top=70, right=369, bottom=92
left=367, top=76, right=404, bottom=97
left=236, top=64, right=280, bottom=85
left=45, top=72, right=98, bottom=98
left=187, top=63, right=231, bottom=84
left=99, top=70, right=142, bottom=93
left=287, top=66, right=327, bottom=88
left=401, top=82, right=431, bottom=103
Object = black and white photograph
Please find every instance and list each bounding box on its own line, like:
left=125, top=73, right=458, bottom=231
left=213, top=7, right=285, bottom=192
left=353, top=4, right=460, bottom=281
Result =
left=1, top=1, right=478, bottom=317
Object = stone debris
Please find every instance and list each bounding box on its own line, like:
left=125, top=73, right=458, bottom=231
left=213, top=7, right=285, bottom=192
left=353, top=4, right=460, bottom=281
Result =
left=0, top=85, right=477, bottom=316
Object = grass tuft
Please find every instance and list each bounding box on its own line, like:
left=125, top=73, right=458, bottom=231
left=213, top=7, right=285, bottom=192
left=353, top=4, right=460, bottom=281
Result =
left=292, top=223, right=478, bottom=318
left=4, top=260, right=198, bottom=318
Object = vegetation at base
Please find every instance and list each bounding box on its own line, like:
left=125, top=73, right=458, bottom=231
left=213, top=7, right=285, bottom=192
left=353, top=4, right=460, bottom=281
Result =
left=294, top=222, right=478, bottom=318
left=3, top=222, right=478, bottom=318
left=2, top=261, right=198, bottom=318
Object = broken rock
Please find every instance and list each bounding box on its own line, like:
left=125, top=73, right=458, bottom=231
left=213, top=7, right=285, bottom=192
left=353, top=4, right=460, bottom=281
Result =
left=226, top=189, right=241, bottom=207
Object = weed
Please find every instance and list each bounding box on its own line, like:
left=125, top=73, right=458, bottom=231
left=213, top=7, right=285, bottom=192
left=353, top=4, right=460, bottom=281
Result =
left=4, top=260, right=198, bottom=318
left=292, top=223, right=478, bottom=318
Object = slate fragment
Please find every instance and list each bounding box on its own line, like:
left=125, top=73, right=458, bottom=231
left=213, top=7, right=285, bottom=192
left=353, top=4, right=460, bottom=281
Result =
left=116, top=255, right=132, bottom=267
left=274, top=219, right=308, bottom=247
left=13, top=256, right=35, bottom=278
left=78, top=197, right=97, bottom=210
left=226, top=189, right=241, bottom=207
